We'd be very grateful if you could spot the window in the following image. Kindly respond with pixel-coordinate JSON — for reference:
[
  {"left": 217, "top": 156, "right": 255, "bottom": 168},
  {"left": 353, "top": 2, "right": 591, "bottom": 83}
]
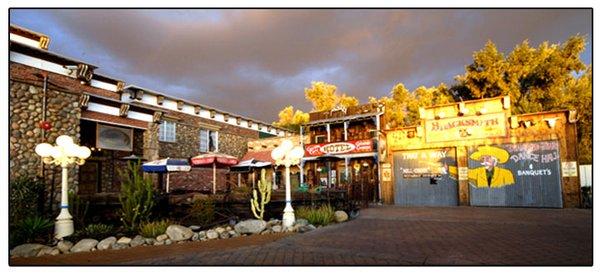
[
  {"left": 200, "top": 129, "right": 218, "bottom": 152},
  {"left": 158, "top": 121, "right": 176, "bottom": 142}
]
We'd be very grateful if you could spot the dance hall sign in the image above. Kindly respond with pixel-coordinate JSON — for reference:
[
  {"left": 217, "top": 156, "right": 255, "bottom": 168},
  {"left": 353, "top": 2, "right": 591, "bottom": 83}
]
[
  {"left": 305, "top": 139, "right": 374, "bottom": 157},
  {"left": 425, "top": 113, "right": 507, "bottom": 143}
]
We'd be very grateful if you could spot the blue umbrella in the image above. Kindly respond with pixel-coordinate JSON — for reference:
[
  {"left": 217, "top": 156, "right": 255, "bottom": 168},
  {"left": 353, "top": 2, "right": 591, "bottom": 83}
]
[{"left": 142, "top": 158, "right": 191, "bottom": 192}]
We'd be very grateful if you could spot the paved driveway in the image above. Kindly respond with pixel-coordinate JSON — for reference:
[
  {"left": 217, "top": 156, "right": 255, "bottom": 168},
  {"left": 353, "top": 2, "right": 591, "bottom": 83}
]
[{"left": 124, "top": 206, "right": 592, "bottom": 265}]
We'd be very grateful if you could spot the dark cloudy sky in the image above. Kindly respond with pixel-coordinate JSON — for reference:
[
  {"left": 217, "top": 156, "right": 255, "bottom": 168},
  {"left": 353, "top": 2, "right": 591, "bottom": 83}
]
[{"left": 10, "top": 9, "right": 591, "bottom": 122}]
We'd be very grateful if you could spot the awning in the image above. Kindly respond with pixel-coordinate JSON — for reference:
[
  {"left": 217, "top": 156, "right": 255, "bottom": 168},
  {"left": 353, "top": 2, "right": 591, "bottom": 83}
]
[{"left": 190, "top": 153, "right": 238, "bottom": 166}]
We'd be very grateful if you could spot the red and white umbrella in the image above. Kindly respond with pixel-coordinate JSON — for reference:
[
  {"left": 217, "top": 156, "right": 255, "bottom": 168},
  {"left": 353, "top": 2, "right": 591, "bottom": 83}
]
[{"left": 190, "top": 153, "right": 239, "bottom": 194}]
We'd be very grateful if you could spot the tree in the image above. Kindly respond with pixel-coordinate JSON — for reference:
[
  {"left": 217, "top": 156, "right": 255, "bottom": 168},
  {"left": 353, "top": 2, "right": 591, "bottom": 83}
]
[
  {"left": 453, "top": 35, "right": 590, "bottom": 163},
  {"left": 273, "top": 105, "right": 309, "bottom": 132},
  {"left": 304, "top": 81, "right": 359, "bottom": 111},
  {"left": 374, "top": 83, "right": 454, "bottom": 129}
]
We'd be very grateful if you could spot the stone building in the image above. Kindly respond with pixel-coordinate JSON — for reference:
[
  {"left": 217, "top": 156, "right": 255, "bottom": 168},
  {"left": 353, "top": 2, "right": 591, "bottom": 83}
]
[
  {"left": 9, "top": 25, "right": 294, "bottom": 206},
  {"left": 381, "top": 96, "right": 581, "bottom": 208}
]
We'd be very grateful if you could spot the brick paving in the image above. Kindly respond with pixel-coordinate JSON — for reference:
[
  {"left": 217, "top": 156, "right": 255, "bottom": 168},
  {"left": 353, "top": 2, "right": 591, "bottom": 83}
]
[{"left": 119, "top": 206, "right": 592, "bottom": 265}]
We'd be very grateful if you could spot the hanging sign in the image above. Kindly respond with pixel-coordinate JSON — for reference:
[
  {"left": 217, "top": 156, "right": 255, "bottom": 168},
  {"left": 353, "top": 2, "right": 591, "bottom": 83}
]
[
  {"left": 305, "top": 139, "right": 374, "bottom": 157},
  {"left": 561, "top": 161, "right": 578, "bottom": 177},
  {"left": 382, "top": 167, "right": 392, "bottom": 181},
  {"left": 425, "top": 113, "right": 507, "bottom": 143},
  {"left": 458, "top": 167, "right": 469, "bottom": 181}
]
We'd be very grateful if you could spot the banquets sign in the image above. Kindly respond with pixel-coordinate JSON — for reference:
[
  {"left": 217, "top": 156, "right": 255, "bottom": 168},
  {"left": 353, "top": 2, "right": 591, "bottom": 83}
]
[
  {"left": 304, "top": 139, "right": 374, "bottom": 157},
  {"left": 425, "top": 113, "right": 507, "bottom": 143}
]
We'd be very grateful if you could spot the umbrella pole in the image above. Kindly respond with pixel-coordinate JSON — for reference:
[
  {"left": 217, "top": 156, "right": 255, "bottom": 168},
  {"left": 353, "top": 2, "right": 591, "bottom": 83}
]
[
  {"left": 166, "top": 173, "right": 170, "bottom": 193},
  {"left": 213, "top": 162, "right": 216, "bottom": 194}
]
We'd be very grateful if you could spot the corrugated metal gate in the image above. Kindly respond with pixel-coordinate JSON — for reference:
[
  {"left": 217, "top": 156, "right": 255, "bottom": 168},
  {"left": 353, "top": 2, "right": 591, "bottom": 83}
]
[
  {"left": 393, "top": 148, "right": 458, "bottom": 206},
  {"left": 468, "top": 141, "right": 562, "bottom": 208}
]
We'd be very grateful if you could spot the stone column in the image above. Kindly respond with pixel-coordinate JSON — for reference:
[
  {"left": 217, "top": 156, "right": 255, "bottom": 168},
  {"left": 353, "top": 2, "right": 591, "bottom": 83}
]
[{"left": 143, "top": 122, "right": 160, "bottom": 186}]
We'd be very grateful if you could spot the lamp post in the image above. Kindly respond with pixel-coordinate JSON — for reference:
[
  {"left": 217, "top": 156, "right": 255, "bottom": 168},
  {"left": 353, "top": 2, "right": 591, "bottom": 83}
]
[
  {"left": 271, "top": 139, "right": 305, "bottom": 228},
  {"left": 35, "top": 135, "right": 91, "bottom": 239}
]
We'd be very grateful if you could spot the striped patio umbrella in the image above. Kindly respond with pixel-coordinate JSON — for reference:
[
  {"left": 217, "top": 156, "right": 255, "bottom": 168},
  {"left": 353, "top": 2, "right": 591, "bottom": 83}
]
[
  {"left": 190, "top": 153, "right": 239, "bottom": 194},
  {"left": 142, "top": 158, "right": 191, "bottom": 192}
]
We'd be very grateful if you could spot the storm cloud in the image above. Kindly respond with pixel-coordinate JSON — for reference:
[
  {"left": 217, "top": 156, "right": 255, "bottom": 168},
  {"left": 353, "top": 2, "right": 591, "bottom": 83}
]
[{"left": 10, "top": 9, "right": 591, "bottom": 122}]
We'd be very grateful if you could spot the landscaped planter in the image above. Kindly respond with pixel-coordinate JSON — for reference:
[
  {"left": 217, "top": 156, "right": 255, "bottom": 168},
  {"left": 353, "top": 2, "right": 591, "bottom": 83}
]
[{"left": 10, "top": 210, "right": 351, "bottom": 258}]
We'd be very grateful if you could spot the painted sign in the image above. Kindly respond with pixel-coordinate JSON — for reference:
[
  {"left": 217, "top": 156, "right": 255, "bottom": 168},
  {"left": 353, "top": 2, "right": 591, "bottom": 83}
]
[
  {"left": 424, "top": 113, "right": 507, "bottom": 143},
  {"left": 304, "top": 139, "right": 374, "bottom": 157},
  {"left": 458, "top": 167, "right": 469, "bottom": 181},
  {"left": 465, "top": 141, "right": 562, "bottom": 207},
  {"left": 96, "top": 123, "right": 133, "bottom": 151},
  {"left": 393, "top": 148, "right": 458, "bottom": 206},
  {"left": 561, "top": 161, "right": 578, "bottom": 177},
  {"left": 382, "top": 163, "right": 392, "bottom": 181}
]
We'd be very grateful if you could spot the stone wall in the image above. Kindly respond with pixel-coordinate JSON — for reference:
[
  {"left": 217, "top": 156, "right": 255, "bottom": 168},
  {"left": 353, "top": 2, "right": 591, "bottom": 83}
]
[{"left": 9, "top": 80, "right": 81, "bottom": 200}]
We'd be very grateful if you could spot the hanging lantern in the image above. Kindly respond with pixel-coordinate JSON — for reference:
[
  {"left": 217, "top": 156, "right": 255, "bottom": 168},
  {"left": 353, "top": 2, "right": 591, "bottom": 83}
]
[{"left": 39, "top": 120, "right": 52, "bottom": 131}]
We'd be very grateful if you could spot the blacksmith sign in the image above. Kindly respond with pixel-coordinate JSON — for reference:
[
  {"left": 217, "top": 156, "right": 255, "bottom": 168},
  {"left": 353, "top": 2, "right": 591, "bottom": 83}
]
[
  {"left": 466, "top": 140, "right": 562, "bottom": 207},
  {"left": 424, "top": 112, "right": 507, "bottom": 143},
  {"left": 304, "top": 139, "right": 374, "bottom": 157}
]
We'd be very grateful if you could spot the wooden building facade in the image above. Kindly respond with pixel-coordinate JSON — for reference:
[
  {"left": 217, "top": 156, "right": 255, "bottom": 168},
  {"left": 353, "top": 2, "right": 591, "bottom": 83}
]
[{"left": 380, "top": 96, "right": 581, "bottom": 208}]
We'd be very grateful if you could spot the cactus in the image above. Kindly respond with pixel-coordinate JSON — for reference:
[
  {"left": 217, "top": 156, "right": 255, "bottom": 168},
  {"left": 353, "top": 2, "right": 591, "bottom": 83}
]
[{"left": 250, "top": 169, "right": 272, "bottom": 220}]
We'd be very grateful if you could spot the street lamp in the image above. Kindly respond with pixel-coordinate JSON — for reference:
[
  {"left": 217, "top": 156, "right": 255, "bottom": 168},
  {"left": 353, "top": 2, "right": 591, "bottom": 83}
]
[
  {"left": 35, "top": 135, "right": 91, "bottom": 239},
  {"left": 271, "top": 139, "right": 304, "bottom": 228}
]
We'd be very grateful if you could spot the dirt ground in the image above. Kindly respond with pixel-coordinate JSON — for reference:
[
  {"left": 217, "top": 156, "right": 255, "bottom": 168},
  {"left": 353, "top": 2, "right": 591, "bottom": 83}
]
[{"left": 10, "top": 232, "right": 294, "bottom": 266}]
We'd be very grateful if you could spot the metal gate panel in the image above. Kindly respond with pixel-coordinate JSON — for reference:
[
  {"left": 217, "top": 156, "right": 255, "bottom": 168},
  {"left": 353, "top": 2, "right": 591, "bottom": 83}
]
[
  {"left": 393, "top": 148, "right": 458, "bottom": 206},
  {"left": 468, "top": 141, "right": 562, "bottom": 208}
]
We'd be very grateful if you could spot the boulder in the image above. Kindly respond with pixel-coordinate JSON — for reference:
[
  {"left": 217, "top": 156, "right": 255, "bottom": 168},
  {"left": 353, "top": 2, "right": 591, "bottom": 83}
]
[
  {"left": 130, "top": 235, "right": 145, "bottom": 247},
  {"left": 298, "top": 224, "right": 317, "bottom": 233},
  {"left": 234, "top": 219, "right": 267, "bottom": 234},
  {"left": 215, "top": 227, "right": 226, "bottom": 234},
  {"left": 334, "top": 210, "right": 349, "bottom": 222},
  {"left": 145, "top": 238, "right": 156, "bottom": 245},
  {"left": 156, "top": 234, "right": 169, "bottom": 242},
  {"left": 70, "top": 239, "right": 99, "bottom": 253},
  {"left": 267, "top": 219, "right": 281, "bottom": 228},
  {"left": 189, "top": 225, "right": 202, "bottom": 231},
  {"left": 154, "top": 240, "right": 165, "bottom": 246},
  {"left": 11, "top": 244, "right": 50, "bottom": 258},
  {"left": 294, "top": 219, "right": 309, "bottom": 227},
  {"left": 97, "top": 237, "right": 117, "bottom": 250},
  {"left": 225, "top": 226, "right": 233, "bottom": 231},
  {"left": 260, "top": 229, "right": 272, "bottom": 235},
  {"left": 272, "top": 225, "right": 282, "bottom": 233},
  {"left": 197, "top": 231, "right": 207, "bottom": 240},
  {"left": 191, "top": 233, "right": 199, "bottom": 241},
  {"left": 111, "top": 243, "right": 129, "bottom": 250},
  {"left": 219, "top": 232, "right": 230, "bottom": 239},
  {"left": 166, "top": 225, "right": 194, "bottom": 241},
  {"left": 229, "top": 230, "right": 239, "bottom": 238},
  {"left": 117, "top": 237, "right": 132, "bottom": 245},
  {"left": 206, "top": 229, "right": 219, "bottom": 240},
  {"left": 165, "top": 239, "right": 173, "bottom": 245},
  {"left": 37, "top": 247, "right": 60, "bottom": 257},
  {"left": 56, "top": 240, "right": 73, "bottom": 254}
]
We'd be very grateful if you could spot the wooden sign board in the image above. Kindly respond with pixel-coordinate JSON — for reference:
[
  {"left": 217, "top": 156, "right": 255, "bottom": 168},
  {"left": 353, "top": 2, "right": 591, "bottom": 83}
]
[
  {"left": 561, "top": 161, "right": 578, "bottom": 177},
  {"left": 425, "top": 113, "right": 507, "bottom": 143}
]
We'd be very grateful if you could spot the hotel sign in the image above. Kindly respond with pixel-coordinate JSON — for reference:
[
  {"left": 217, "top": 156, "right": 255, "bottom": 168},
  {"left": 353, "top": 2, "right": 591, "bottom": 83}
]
[
  {"left": 425, "top": 113, "right": 507, "bottom": 143},
  {"left": 305, "top": 139, "right": 374, "bottom": 157}
]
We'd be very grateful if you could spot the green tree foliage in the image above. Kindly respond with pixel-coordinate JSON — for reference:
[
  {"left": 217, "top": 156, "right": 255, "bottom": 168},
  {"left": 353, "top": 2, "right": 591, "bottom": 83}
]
[
  {"left": 273, "top": 105, "right": 309, "bottom": 132},
  {"left": 453, "top": 35, "right": 590, "bottom": 163},
  {"left": 118, "top": 161, "right": 155, "bottom": 232},
  {"left": 373, "top": 83, "right": 454, "bottom": 128}
]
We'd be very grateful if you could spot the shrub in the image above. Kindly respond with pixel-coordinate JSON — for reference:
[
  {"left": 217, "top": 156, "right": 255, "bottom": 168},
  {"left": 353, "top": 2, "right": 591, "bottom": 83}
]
[
  {"left": 118, "top": 161, "right": 155, "bottom": 232},
  {"left": 295, "top": 204, "right": 335, "bottom": 226},
  {"left": 11, "top": 216, "right": 54, "bottom": 246},
  {"left": 10, "top": 176, "right": 46, "bottom": 224},
  {"left": 77, "top": 223, "right": 114, "bottom": 240},
  {"left": 187, "top": 197, "right": 215, "bottom": 226},
  {"left": 139, "top": 219, "right": 171, "bottom": 238},
  {"left": 69, "top": 191, "right": 89, "bottom": 228}
]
